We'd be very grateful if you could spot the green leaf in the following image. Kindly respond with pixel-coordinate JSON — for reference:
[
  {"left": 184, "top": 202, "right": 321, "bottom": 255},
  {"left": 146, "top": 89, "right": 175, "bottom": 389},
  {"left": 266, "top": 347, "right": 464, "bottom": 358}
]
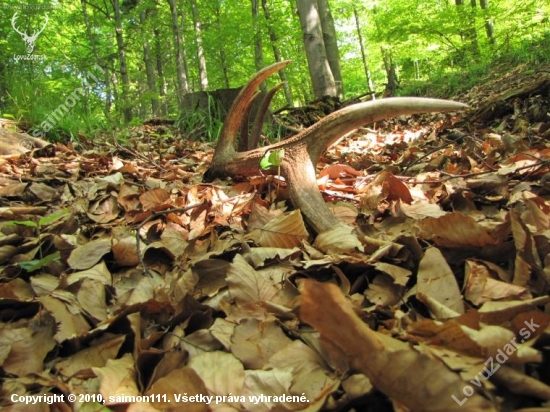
[
  {"left": 39, "top": 209, "right": 70, "bottom": 227},
  {"left": 19, "top": 251, "right": 61, "bottom": 272},
  {"left": 259, "top": 149, "right": 285, "bottom": 170},
  {"left": 8, "top": 220, "right": 38, "bottom": 228}
]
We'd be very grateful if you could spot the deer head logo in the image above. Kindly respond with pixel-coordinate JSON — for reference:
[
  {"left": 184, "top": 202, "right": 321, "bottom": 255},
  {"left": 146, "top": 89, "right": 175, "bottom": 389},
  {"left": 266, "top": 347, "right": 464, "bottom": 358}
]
[{"left": 11, "top": 12, "right": 49, "bottom": 54}]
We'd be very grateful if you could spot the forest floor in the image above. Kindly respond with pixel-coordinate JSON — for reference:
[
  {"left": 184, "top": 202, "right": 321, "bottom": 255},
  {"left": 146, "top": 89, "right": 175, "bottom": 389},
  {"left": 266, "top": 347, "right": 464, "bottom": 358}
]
[{"left": 1, "top": 63, "right": 550, "bottom": 411}]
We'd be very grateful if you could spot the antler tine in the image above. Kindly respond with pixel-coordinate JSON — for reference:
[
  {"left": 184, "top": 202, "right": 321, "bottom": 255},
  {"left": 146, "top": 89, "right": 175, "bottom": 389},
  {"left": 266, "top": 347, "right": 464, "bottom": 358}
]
[
  {"left": 237, "top": 90, "right": 261, "bottom": 152},
  {"left": 204, "top": 61, "right": 291, "bottom": 182},
  {"left": 219, "top": 60, "right": 291, "bottom": 146},
  {"left": 249, "top": 82, "right": 284, "bottom": 150}
]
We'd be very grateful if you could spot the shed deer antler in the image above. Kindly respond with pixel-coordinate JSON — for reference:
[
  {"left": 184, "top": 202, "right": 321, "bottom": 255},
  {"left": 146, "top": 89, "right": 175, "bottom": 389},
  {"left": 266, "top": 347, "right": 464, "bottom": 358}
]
[
  {"left": 204, "top": 61, "right": 468, "bottom": 233},
  {"left": 12, "top": 12, "right": 49, "bottom": 54}
]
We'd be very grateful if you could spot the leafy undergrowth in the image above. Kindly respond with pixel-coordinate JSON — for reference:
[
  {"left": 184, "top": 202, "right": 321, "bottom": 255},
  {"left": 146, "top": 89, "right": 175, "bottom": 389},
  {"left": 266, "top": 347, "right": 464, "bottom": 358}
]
[{"left": 1, "top": 65, "right": 550, "bottom": 411}]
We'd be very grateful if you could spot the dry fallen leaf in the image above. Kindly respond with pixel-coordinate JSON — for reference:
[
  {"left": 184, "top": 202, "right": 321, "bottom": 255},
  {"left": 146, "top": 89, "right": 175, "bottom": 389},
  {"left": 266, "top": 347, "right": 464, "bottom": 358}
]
[
  {"left": 417, "top": 247, "right": 464, "bottom": 316},
  {"left": 417, "top": 212, "right": 497, "bottom": 248}
]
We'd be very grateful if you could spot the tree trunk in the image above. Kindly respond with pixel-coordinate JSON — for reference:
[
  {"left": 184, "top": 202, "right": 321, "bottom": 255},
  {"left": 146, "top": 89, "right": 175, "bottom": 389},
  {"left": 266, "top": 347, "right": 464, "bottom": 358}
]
[
  {"left": 204, "top": 62, "right": 468, "bottom": 234},
  {"left": 190, "top": 0, "right": 208, "bottom": 91},
  {"left": 480, "top": 0, "right": 495, "bottom": 44},
  {"left": 251, "top": 0, "right": 267, "bottom": 95},
  {"left": 112, "top": 0, "right": 132, "bottom": 123},
  {"left": 167, "top": 0, "right": 189, "bottom": 111},
  {"left": 296, "top": 0, "right": 337, "bottom": 99},
  {"left": 81, "top": 0, "right": 113, "bottom": 119},
  {"left": 154, "top": 28, "right": 168, "bottom": 116},
  {"left": 381, "top": 47, "right": 399, "bottom": 97},
  {"left": 455, "top": 0, "right": 480, "bottom": 59},
  {"left": 353, "top": 5, "right": 375, "bottom": 100},
  {"left": 261, "top": 0, "right": 293, "bottom": 106},
  {"left": 317, "top": 0, "right": 343, "bottom": 98},
  {"left": 140, "top": 9, "right": 159, "bottom": 116},
  {"left": 214, "top": 3, "right": 230, "bottom": 89}
]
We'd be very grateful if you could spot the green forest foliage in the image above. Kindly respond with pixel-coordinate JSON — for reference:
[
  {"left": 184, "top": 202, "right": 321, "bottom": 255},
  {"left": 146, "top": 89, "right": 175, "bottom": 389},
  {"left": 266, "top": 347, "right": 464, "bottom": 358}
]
[{"left": 0, "top": 0, "right": 548, "bottom": 141}]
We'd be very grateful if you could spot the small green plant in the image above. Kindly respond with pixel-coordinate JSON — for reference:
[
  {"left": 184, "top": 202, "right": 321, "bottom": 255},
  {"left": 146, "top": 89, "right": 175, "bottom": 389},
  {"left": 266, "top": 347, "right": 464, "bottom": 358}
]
[
  {"left": 6, "top": 209, "right": 70, "bottom": 273},
  {"left": 259, "top": 148, "right": 285, "bottom": 170}
]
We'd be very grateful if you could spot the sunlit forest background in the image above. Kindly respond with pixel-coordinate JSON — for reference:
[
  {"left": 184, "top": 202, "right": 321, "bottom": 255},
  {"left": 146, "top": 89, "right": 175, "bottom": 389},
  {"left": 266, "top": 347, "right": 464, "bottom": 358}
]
[{"left": 0, "top": 0, "right": 548, "bottom": 141}]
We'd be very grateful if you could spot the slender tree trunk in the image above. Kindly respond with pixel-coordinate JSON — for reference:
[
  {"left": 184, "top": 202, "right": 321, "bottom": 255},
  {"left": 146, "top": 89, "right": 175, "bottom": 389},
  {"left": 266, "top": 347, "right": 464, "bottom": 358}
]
[
  {"left": 455, "top": 0, "right": 480, "bottom": 59},
  {"left": 296, "top": 0, "right": 337, "bottom": 99},
  {"left": 154, "top": 28, "right": 168, "bottom": 116},
  {"left": 251, "top": 0, "right": 267, "bottom": 94},
  {"left": 353, "top": 5, "right": 375, "bottom": 100},
  {"left": 81, "top": 0, "right": 112, "bottom": 119},
  {"left": 480, "top": 0, "right": 495, "bottom": 44},
  {"left": 214, "top": 3, "right": 230, "bottom": 88},
  {"left": 112, "top": 0, "right": 132, "bottom": 123},
  {"left": 140, "top": 10, "right": 159, "bottom": 116},
  {"left": 190, "top": 0, "right": 208, "bottom": 91},
  {"left": 261, "top": 0, "right": 293, "bottom": 106},
  {"left": 317, "top": 0, "right": 343, "bottom": 98},
  {"left": 168, "top": 0, "right": 189, "bottom": 110},
  {"left": 381, "top": 46, "right": 399, "bottom": 97},
  {"left": 178, "top": 0, "right": 191, "bottom": 91}
]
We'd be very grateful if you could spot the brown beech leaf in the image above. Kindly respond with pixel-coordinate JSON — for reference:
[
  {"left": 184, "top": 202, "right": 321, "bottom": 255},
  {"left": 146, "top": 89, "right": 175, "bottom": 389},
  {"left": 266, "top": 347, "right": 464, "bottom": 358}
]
[
  {"left": 407, "top": 320, "right": 542, "bottom": 363},
  {"left": 254, "top": 209, "right": 309, "bottom": 248},
  {"left": 417, "top": 212, "right": 497, "bottom": 247},
  {"left": 318, "top": 164, "right": 361, "bottom": 179},
  {"left": 478, "top": 296, "right": 550, "bottom": 324},
  {"left": 360, "top": 171, "right": 413, "bottom": 206},
  {"left": 188, "top": 351, "right": 245, "bottom": 406},
  {"left": 313, "top": 223, "right": 363, "bottom": 254},
  {"left": 39, "top": 295, "right": 91, "bottom": 341},
  {"left": 87, "top": 195, "right": 121, "bottom": 223},
  {"left": 94, "top": 354, "right": 140, "bottom": 405},
  {"left": 463, "top": 259, "right": 529, "bottom": 305},
  {"left": 193, "top": 259, "right": 230, "bottom": 297},
  {"left": 55, "top": 335, "right": 126, "bottom": 377},
  {"left": 139, "top": 187, "right": 171, "bottom": 211},
  {"left": 146, "top": 367, "right": 209, "bottom": 411},
  {"left": 417, "top": 247, "right": 464, "bottom": 316},
  {"left": 75, "top": 278, "right": 108, "bottom": 321},
  {"left": 265, "top": 339, "right": 339, "bottom": 409},
  {"left": 66, "top": 261, "right": 112, "bottom": 286},
  {"left": 398, "top": 199, "right": 447, "bottom": 219},
  {"left": 67, "top": 238, "right": 112, "bottom": 270},
  {"left": 242, "top": 246, "right": 301, "bottom": 268},
  {"left": 112, "top": 235, "right": 140, "bottom": 267},
  {"left": 240, "top": 369, "right": 293, "bottom": 412},
  {"left": 231, "top": 319, "right": 292, "bottom": 369},
  {"left": 0, "top": 312, "right": 56, "bottom": 376},
  {"left": 227, "top": 254, "right": 278, "bottom": 305}
]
